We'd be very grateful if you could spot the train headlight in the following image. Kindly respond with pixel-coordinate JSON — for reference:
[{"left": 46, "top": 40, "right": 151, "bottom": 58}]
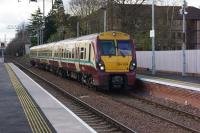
[
  {"left": 97, "top": 61, "right": 105, "bottom": 71},
  {"left": 100, "top": 66, "right": 105, "bottom": 71},
  {"left": 129, "top": 61, "right": 137, "bottom": 71},
  {"left": 112, "top": 32, "right": 116, "bottom": 36}
]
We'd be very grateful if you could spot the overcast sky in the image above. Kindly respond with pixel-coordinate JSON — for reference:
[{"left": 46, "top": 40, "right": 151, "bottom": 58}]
[{"left": 0, "top": 0, "right": 200, "bottom": 43}]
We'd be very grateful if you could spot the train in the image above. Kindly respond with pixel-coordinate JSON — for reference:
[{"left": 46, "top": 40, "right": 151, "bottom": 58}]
[{"left": 30, "top": 31, "right": 137, "bottom": 90}]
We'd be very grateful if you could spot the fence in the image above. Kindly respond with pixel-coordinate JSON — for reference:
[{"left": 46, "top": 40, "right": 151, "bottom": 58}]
[{"left": 136, "top": 50, "right": 200, "bottom": 74}]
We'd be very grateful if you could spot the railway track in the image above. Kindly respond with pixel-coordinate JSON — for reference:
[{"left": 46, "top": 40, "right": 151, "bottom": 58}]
[
  {"left": 12, "top": 61, "right": 137, "bottom": 133},
  {"left": 130, "top": 93, "right": 200, "bottom": 122},
  {"left": 111, "top": 93, "right": 200, "bottom": 133},
  {"left": 12, "top": 59, "right": 200, "bottom": 133}
]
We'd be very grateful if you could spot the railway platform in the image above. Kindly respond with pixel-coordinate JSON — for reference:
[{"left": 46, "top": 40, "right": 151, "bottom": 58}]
[
  {"left": 137, "top": 72, "right": 200, "bottom": 91},
  {"left": 0, "top": 62, "right": 96, "bottom": 133}
]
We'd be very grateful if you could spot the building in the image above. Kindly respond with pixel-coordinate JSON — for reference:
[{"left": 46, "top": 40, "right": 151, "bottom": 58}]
[{"left": 81, "top": 4, "right": 200, "bottom": 50}]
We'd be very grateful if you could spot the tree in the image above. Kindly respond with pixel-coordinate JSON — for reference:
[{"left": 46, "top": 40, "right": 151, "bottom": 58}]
[
  {"left": 45, "top": 0, "right": 67, "bottom": 42},
  {"left": 6, "top": 23, "right": 29, "bottom": 56},
  {"left": 154, "top": 0, "right": 182, "bottom": 50},
  {"left": 43, "top": 11, "right": 57, "bottom": 42},
  {"left": 69, "top": 0, "right": 106, "bottom": 17},
  {"left": 27, "top": 8, "right": 43, "bottom": 46}
]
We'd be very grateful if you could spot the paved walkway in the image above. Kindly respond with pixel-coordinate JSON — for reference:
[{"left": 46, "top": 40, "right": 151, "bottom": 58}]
[{"left": 0, "top": 63, "right": 32, "bottom": 133}]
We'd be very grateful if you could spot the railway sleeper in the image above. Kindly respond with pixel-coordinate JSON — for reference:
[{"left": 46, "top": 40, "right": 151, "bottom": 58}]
[
  {"left": 80, "top": 116, "right": 102, "bottom": 120},
  {"left": 93, "top": 125, "right": 117, "bottom": 130},
  {"left": 78, "top": 115, "right": 99, "bottom": 119},
  {"left": 82, "top": 117, "right": 105, "bottom": 122},
  {"left": 87, "top": 121, "right": 109, "bottom": 126},
  {"left": 84, "top": 119, "right": 105, "bottom": 124},
  {"left": 75, "top": 112, "right": 94, "bottom": 116},
  {"left": 98, "top": 128, "right": 122, "bottom": 133}
]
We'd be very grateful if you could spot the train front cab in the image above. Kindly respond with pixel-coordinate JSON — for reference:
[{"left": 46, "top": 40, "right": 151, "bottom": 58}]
[{"left": 94, "top": 31, "right": 137, "bottom": 89}]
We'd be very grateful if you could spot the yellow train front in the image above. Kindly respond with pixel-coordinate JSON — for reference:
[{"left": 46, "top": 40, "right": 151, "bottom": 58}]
[{"left": 94, "top": 31, "right": 137, "bottom": 89}]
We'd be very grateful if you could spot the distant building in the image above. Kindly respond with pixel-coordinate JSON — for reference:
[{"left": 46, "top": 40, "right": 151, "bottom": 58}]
[{"left": 81, "top": 4, "right": 200, "bottom": 50}]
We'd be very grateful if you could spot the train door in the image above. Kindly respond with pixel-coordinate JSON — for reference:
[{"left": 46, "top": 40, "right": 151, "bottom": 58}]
[
  {"left": 75, "top": 43, "right": 80, "bottom": 72},
  {"left": 79, "top": 42, "right": 87, "bottom": 71}
]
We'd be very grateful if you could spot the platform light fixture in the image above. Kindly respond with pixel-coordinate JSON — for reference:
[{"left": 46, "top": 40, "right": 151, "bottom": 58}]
[{"left": 180, "top": 0, "right": 188, "bottom": 76}]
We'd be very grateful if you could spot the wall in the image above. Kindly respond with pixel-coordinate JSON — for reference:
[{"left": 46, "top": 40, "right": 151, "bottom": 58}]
[{"left": 136, "top": 50, "right": 200, "bottom": 74}]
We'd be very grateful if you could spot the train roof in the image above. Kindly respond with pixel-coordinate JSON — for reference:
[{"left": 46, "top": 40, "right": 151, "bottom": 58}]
[{"left": 30, "top": 31, "right": 130, "bottom": 50}]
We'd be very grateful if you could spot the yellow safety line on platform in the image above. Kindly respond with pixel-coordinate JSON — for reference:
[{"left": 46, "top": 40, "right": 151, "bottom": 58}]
[
  {"left": 138, "top": 74, "right": 200, "bottom": 88},
  {"left": 5, "top": 64, "right": 52, "bottom": 133}
]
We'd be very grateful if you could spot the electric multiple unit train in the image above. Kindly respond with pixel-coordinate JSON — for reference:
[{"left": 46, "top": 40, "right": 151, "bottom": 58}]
[{"left": 30, "top": 31, "right": 137, "bottom": 89}]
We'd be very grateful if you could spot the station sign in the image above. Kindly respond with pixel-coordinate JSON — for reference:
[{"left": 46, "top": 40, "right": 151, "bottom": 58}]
[{"left": 150, "top": 30, "right": 155, "bottom": 38}]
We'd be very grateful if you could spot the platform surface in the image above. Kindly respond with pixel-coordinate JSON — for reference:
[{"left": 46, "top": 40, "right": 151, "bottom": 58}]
[
  {"left": 137, "top": 70, "right": 200, "bottom": 84},
  {"left": 9, "top": 63, "right": 96, "bottom": 133},
  {"left": 0, "top": 63, "right": 32, "bottom": 133},
  {"left": 137, "top": 73, "right": 200, "bottom": 92}
]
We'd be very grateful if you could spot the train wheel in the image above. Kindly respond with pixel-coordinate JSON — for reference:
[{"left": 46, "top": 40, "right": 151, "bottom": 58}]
[
  {"left": 87, "top": 76, "right": 94, "bottom": 88},
  {"left": 77, "top": 73, "right": 82, "bottom": 82},
  {"left": 81, "top": 74, "right": 87, "bottom": 85}
]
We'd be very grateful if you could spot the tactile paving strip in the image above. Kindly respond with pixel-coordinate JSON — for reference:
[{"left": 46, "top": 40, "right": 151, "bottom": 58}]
[{"left": 5, "top": 63, "right": 52, "bottom": 133}]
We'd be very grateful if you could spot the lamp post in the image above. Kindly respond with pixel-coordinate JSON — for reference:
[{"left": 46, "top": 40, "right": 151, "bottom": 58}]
[
  {"left": 151, "top": 0, "right": 156, "bottom": 75},
  {"left": 41, "top": 0, "right": 45, "bottom": 44},
  {"left": 181, "top": 0, "right": 187, "bottom": 76},
  {"left": 103, "top": 8, "right": 107, "bottom": 32},
  {"left": 100, "top": 7, "right": 107, "bottom": 32}
]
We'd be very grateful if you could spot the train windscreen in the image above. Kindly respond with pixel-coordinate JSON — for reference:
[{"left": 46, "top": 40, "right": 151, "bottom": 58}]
[
  {"left": 99, "top": 40, "right": 116, "bottom": 56},
  {"left": 117, "top": 40, "right": 132, "bottom": 56}
]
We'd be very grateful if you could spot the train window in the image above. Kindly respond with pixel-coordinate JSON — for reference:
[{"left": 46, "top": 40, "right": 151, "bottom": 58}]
[
  {"left": 77, "top": 47, "right": 80, "bottom": 59},
  {"left": 72, "top": 48, "right": 75, "bottom": 59},
  {"left": 84, "top": 48, "right": 86, "bottom": 59},
  {"left": 66, "top": 50, "right": 68, "bottom": 58},
  {"left": 99, "top": 40, "right": 116, "bottom": 56},
  {"left": 69, "top": 51, "right": 71, "bottom": 58},
  {"left": 62, "top": 49, "right": 64, "bottom": 58},
  {"left": 117, "top": 40, "right": 132, "bottom": 56},
  {"left": 64, "top": 49, "right": 67, "bottom": 58},
  {"left": 59, "top": 49, "right": 62, "bottom": 57},
  {"left": 80, "top": 47, "right": 84, "bottom": 59}
]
